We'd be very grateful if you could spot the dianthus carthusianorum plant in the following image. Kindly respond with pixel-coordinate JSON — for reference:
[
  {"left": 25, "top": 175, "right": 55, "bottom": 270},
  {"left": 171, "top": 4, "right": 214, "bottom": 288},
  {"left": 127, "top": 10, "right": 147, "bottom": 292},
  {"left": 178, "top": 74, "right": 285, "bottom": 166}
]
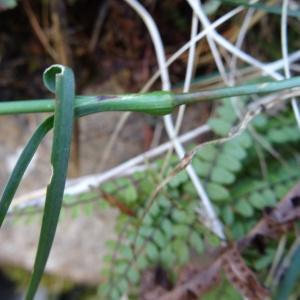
[{"left": 1, "top": 63, "right": 300, "bottom": 299}]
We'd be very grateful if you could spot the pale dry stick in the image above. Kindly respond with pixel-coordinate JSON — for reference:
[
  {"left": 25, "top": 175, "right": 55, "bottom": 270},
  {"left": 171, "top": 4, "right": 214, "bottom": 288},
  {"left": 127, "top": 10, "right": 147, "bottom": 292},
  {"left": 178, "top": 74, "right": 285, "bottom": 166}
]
[
  {"left": 192, "top": 50, "right": 300, "bottom": 90},
  {"left": 268, "top": 50, "right": 300, "bottom": 73},
  {"left": 190, "top": 5, "right": 289, "bottom": 81},
  {"left": 229, "top": 8, "right": 255, "bottom": 83},
  {"left": 253, "top": 141, "right": 268, "bottom": 180},
  {"left": 149, "top": 121, "right": 163, "bottom": 149},
  {"left": 22, "top": 0, "right": 58, "bottom": 61},
  {"left": 291, "top": 64, "right": 300, "bottom": 72},
  {"left": 124, "top": 0, "right": 225, "bottom": 239},
  {"left": 186, "top": 0, "right": 229, "bottom": 84},
  {"left": 281, "top": 0, "right": 300, "bottom": 129},
  {"left": 11, "top": 124, "right": 210, "bottom": 210},
  {"left": 142, "top": 6, "right": 243, "bottom": 93},
  {"left": 175, "top": 5, "right": 199, "bottom": 133},
  {"left": 160, "top": 4, "right": 200, "bottom": 175},
  {"left": 89, "top": 0, "right": 110, "bottom": 53}
]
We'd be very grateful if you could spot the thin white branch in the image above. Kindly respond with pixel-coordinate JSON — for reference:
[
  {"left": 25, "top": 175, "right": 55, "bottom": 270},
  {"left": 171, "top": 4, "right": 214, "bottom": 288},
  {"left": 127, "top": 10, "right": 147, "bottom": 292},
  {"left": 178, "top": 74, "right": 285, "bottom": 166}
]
[
  {"left": 229, "top": 8, "right": 255, "bottom": 84},
  {"left": 188, "top": 1, "right": 293, "bottom": 81},
  {"left": 141, "top": 6, "right": 243, "bottom": 92},
  {"left": 12, "top": 124, "right": 210, "bottom": 209},
  {"left": 281, "top": 0, "right": 300, "bottom": 129},
  {"left": 175, "top": 6, "right": 199, "bottom": 133},
  {"left": 124, "top": 0, "right": 225, "bottom": 239},
  {"left": 186, "top": 0, "right": 229, "bottom": 84}
]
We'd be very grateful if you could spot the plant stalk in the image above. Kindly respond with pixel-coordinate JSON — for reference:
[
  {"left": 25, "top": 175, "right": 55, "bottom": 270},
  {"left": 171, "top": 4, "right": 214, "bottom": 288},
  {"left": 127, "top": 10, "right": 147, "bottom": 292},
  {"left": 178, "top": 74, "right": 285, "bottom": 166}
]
[{"left": 0, "top": 77, "right": 299, "bottom": 116}]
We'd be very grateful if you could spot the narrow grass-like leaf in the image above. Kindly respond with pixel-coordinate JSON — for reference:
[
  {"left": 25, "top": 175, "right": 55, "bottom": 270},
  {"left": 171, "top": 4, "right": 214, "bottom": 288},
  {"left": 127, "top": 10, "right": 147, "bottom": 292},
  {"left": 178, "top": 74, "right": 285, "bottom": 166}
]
[
  {"left": 275, "top": 244, "right": 300, "bottom": 300},
  {"left": 25, "top": 65, "right": 75, "bottom": 300},
  {"left": 0, "top": 116, "right": 53, "bottom": 227}
]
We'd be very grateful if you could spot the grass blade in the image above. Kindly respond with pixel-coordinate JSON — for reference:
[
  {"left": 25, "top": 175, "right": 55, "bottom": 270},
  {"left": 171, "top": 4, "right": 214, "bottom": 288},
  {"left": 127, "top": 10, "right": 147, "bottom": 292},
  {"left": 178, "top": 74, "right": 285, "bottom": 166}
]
[
  {"left": 0, "top": 116, "right": 53, "bottom": 227},
  {"left": 25, "top": 65, "right": 75, "bottom": 300},
  {"left": 275, "top": 243, "right": 300, "bottom": 300}
]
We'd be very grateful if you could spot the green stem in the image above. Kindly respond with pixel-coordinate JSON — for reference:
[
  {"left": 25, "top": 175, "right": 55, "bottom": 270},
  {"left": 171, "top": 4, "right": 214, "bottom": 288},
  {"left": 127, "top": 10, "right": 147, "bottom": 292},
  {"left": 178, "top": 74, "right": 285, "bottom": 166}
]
[
  {"left": 0, "top": 76, "right": 299, "bottom": 116},
  {"left": 174, "top": 75, "right": 300, "bottom": 105}
]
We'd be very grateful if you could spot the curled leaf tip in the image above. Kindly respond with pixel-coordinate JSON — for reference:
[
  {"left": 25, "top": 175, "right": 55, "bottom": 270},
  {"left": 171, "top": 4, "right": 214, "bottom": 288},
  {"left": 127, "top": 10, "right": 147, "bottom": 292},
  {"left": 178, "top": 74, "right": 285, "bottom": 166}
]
[{"left": 43, "top": 64, "right": 68, "bottom": 94}]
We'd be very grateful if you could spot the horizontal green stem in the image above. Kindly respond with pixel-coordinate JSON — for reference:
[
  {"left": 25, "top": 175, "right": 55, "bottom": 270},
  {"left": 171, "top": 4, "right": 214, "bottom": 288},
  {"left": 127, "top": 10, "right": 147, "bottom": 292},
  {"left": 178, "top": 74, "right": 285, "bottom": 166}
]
[
  {"left": 174, "top": 76, "right": 300, "bottom": 105},
  {"left": 0, "top": 76, "right": 300, "bottom": 116}
]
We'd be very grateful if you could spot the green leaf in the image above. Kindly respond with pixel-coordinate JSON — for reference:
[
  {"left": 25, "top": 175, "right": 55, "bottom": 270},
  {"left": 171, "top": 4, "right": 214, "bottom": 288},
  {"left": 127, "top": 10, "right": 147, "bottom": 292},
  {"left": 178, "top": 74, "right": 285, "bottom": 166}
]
[
  {"left": 223, "top": 205, "right": 234, "bottom": 225},
  {"left": 268, "top": 129, "right": 287, "bottom": 143},
  {"left": 262, "top": 189, "right": 276, "bottom": 206},
  {"left": 173, "top": 224, "right": 190, "bottom": 237},
  {"left": 146, "top": 242, "right": 159, "bottom": 261},
  {"left": 160, "top": 245, "right": 175, "bottom": 267},
  {"left": 127, "top": 269, "right": 140, "bottom": 284},
  {"left": 143, "top": 214, "right": 153, "bottom": 226},
  {"left": 140, "top": 226, "right": 152, "bottom": 238},
  {"left": 216, "top": 103, "right": 237, "bottom": 123},
  {"left": 162, "top": 219, "right": 173, "bottom": 238},
  {"left": 209, "top": 118, "right": 231, "bottom": 136},
  {"left": 231, "top": 222, "right": 246, "bottom": 239},
  {"left": 235, "top": 199, "right": 254, "bottom": 217},
  {"left": 25, "top": 65, "right": 75, "bottom": 300},
  {"left": 254, "top": 249, "right": 274, "bottom": 270},
  {"left": 169, "top": 171, "right": 189, "bottom": 187},
  {"left": 111, "top": 289, "right": 121, "bottom": 300},
  {"left": 172, "top": 239, "right": 189, "bottom": 264},
  {"left": 206, "top": 233, "right": 221, "bottom": 247},
  {"left": 115, "top": 262, "right": 128, "bottom": 274},
  {"left": 118, "top": 181, "right": 137, "bottom": 203},
  {"left": 207, "top": 183, "right": 230, "bottom": 201},
  {"left": 252, "top": 114, "right": 268, "bottom": 128},
  {"left": 102, "top": 182, "right": 117, "bottom": 193},
  {"left": 149, "top": 201, "right": 160, "bottom": 217},
  {"left": 192, "top": 158, "right": 212, "bottom": 176},
  {"left": 172, "top": 209, "right": 188, "bottom": 223},
  {"left": 158, "top": 195, "right": 171, "bottom": 208},
  {"left": 190, "top": 231, "right": 204, "bottom": 254},
  {"left": 136, "top": 255, "right": 148, "bottom": 269},
  {"left": 249, "top": 192, "right": 266, "bottom": 209},
  {"left": 274, "top": 184, "right": 288, "bottom": 198},
  {"left": 211, "top": 167, "right": 235, "bottom": 184},
  {"left": 183, "top": 182, "right": 197, "bottom": 196},
  {"left": 281, "top": 126, "right": 299, "bottom": 142},
  {"left": 223, "top": 141, "right": 247, "bottom": 160},
  {"left": 197, "top": 144, "right": 218, "bottom": 162},
  {"left": 153, "top": 230, "right": 166, "bottom": 248},
  {"left": 235, "top": 132, "right": 252, "bottom": 148},
  {"left": 217, "top": 153, "right": 242, "bottom": 172},
  {"left": 121, "top": 245, "right": 134, "bottom": 260},
  {"left": 117, "top": 279, "right": 128, "bottom": 294},
  {"left": 0, "top": 117, "right": 53, "bottom": 227}
]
